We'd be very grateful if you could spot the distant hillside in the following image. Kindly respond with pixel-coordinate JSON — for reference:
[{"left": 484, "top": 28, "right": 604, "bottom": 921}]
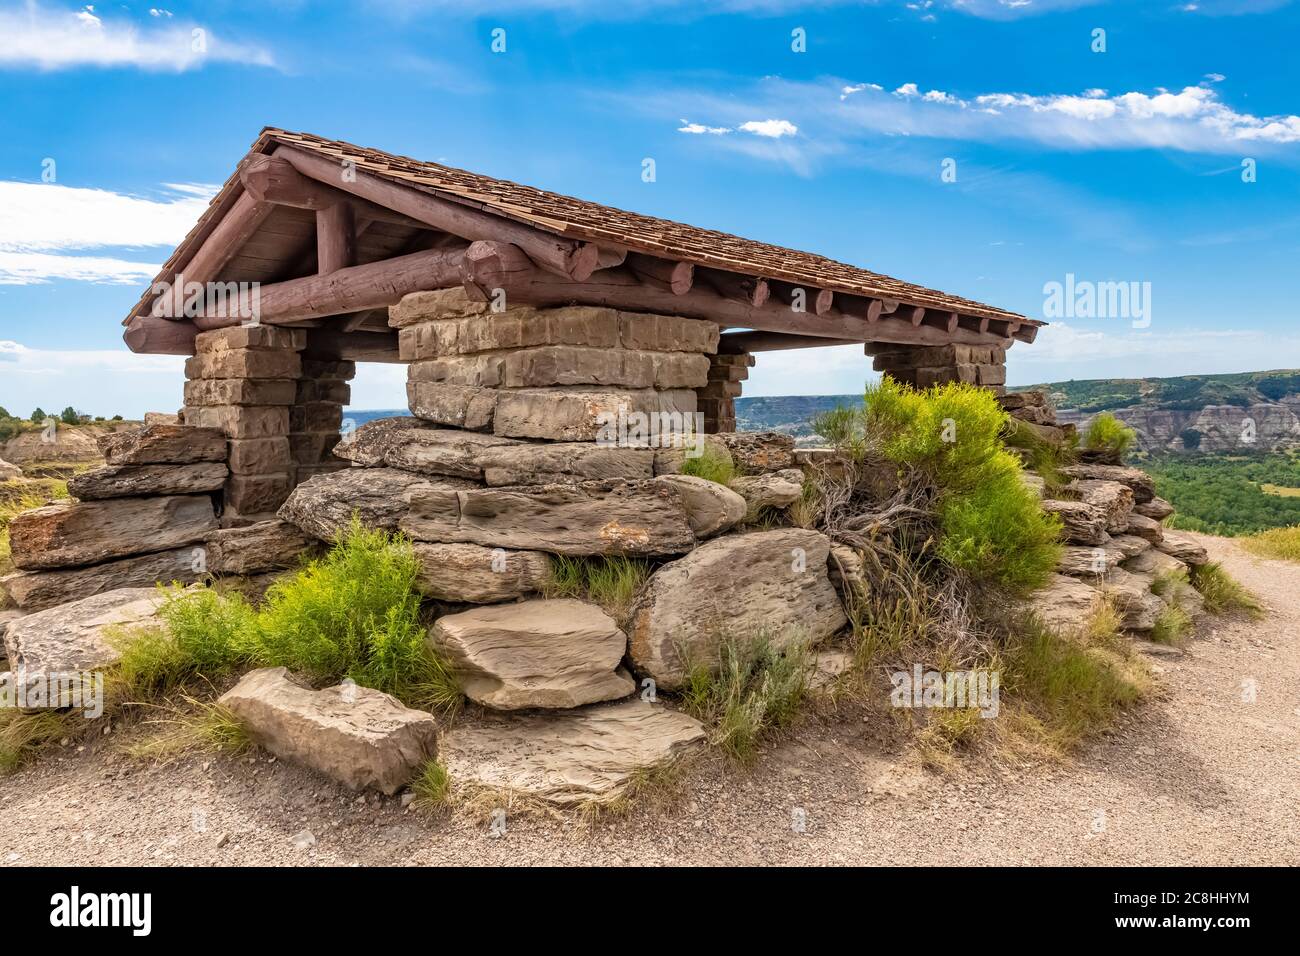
[
  {"left": 734, "top": 395, "right": 858, "bottom": 443},
  {"left": 1024, "top": 369, "right": 1300, "bottom": 455},
  {"left": 1024, "top": 369, "right": 1300, "bottom": 413}
]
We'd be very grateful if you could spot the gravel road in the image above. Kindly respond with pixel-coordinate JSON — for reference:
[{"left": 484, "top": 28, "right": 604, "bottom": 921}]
[{"left": 2, "top": 532, "right": 1296, "bottom": 866}]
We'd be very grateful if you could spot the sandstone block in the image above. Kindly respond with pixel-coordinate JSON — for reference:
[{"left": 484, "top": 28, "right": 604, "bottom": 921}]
[
  {"left": 278, "top": 468, "right": 473, "bottom": 541},
  {"left": 477, "top": 443, "right": 655, "bottom": 486},
  {"left": 1068, "top": 479, "right": 1135, "bottom": 533},
  {"left": 618, "top": 312, "right": 719, "bottom": 353},
  {"left": 67, "top": 462, "right": 227, "bottom": 500},
  {"left": 184, "top": 405, "right": 289, "bottom": 439},
  {"left": 8, "top": 496, "right": 217, "bottom": 571},
  {"left": 224, "top": 473, "right": 292, "bottom": 514},
  {"left": 429, "top": 598, "right": 633, "bottom": 710},
  {"left": 185, "top": 349, "right": 302, "bottom": 380},
  {"left": 219, "top": 667, "right": 437, "bottom": 795},
  {"left": 295, "top": 379, "right": 351, "bottom": 404},
  {"left": 1126, "top": 513, "right": 1165, "bottom": 545},
  {"left": 204, "top": 520, "right": 313, "bottom": 575},
  {"left": 1, "top": 548, "right": 204, "bottom": 612},
  {"left": 1134, "top": 496, "right": 1175, "bottom": 521},
  {"left": 289, "top": 402, "right": 343, "bottom": 434},
  {"left": 1156, "top": 530, "right": 1208, "bottom": 566},
  {"left": 712, "top": 432, "right": 796, "bottom": 473},
  {"left": 1021, "top": 573, "right": 1103, "bottom": 635},
  {"left": 195, "top": 326, "right": 306, "bottom": 352},
  {"left": 227, "top": 438, "right": 293, "bottom": 475},
  {"left": 389, "top": 287, "right": 493, "bottom": 328},
  {"left": 332, "top": 417, "right": 424, "bottom": 466},
  {"left": 402, "top": 479, "right": 699, "bottom": 557},
  {"left": 98, "top": 424, "right": 226, "bottom": 465},
  {"left": 654, "top": 475, "right": 747, "bottom": 538},
  {"left": 411, "top": 542, "right": 552, "bottom": 604},
  {"left": 406, "top": 382, "right": 496, "bottom": 430},
  {"left": 628, "top": 528, "right": 847, "bottom": 690},
  {"left": 492, "top": 387, "right": 697, "bottom": 441},
  {"left": 1041, "top": 499, "right": 1108, "bottom": 546},
  {"left": 183, "top": 378, "right": 298, "bottom": 407},
  {"left": 439, "top": 699, "right": 704, "bottom": 806},
  {"left": 407, "top": 354, "right": 505, "bottom": 388},
  {"left": 401, "top": 306, "right": 618, "bottom": 358},
  {"left": 729, "top": 468, "right": 805, "bottom": 515},
  {"left": 1059, "top": 464, "right": 1156, "bottom": 503},
  {"left": 300, "top": 359, "right": 356, "bottom": 381}
]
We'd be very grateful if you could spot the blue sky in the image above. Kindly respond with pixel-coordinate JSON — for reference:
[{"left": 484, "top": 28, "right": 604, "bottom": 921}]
[{"left": 2, "top": 0, "right": 1299, "bottom": 417}]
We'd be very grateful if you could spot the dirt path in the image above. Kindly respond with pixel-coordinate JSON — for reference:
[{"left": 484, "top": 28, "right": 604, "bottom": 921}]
[{"left": 3, "top": 532, "right": 1296, "bottom": 866}]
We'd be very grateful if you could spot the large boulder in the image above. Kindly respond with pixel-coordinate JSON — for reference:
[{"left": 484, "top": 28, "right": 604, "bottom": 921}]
[
  {"left": 1056, "top": 543, "right": 1125, "bottom": 577},
  {"left": 204, "top": 520, "right": 313, "bottom": 575},
  {"left": 438, "top": 699, "right": 705, "bottom": 805},
  {"left": 728, "top": 469, "right": 804, "bottom": 515},
  {"left": 1157, "top": 530, "right": 1209, "bottom": 566},
  {"left": 1022, "top": 573, "right": 1103, "bottom": 635},
  {"left": 0, "top": 458, "right": 21, "bottom": 480},
  {"left": 1126, "top": 513, "right": 1165, "bottom": 545},
  {"left": 8, "top": 495, "right": 217, "bottom": 570},
  {"left": 1101, "top": 568, "right": 1166, "bottom": 632},
  {"left": 1059, "top": 463, "right": 1156, "bottom": 503},
  {"left": 1, "top": 547, "right": 203, "bottom": 612},
  {"left": 711, "top": 432, "right": 796, "bottom": 473},
  {"left": 1122, "top": 547, "right": 1186, "bottom": 577},
  {"left": 429, "top": 598, "right": 633, "bottom": 710},
  {"left": 218, "top": 667, "right": 437, "bottom": 795},
  {"left": 402, "top": 478, "right": 699, "bottom": 557},
  {"left": 1133, "top": 496, "right": 1174, "bottom": 521},
  {"left": 97, "top": 424, "right": 226, "bottom": 465},
  {"left": 1109, "top": 534, "right": 1153, "bottom": 559},
  {"left": 653, "top": 475, "right": 746, "bottom": 538},
  {"left": 1067, "top": 479, "right": 1134, "bottom": 534},
  {"left": 277, "top": 468, "right": 474, "bottom": 541},
  {"left": 3, "top": 587, "right": 166, "bottom": 688},
  {"left": 332, "top": 416, "right": 424, "bottom": 466},
  {"left": 411, "top": 542, "right": 551, "bottom": 604},
  {"left": 67, "top": 462, "right": 228, "bottom": 500},
  {"left": 1040, "top": 499, "right": 1108, "bottom": 546},
  {"left": 628, "top": 528, "right": 847, "bottom": 690}
]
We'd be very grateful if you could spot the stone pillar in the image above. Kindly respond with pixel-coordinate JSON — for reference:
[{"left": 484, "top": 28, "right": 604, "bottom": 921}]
[
  {"left": 867, "top": 343, "right": 1007, "bottom": 394},
  {"left": 698, "top": 351, "right": 753, "bottom": 433},
  {"left": 389, "top": 288, "right": 716, "bottom": 441},
  {"left": 291, "top": 357, "right": 355, "bottom": 487},
  {"left": 182, "top": 326, "right": 304, "bottom": 524}
]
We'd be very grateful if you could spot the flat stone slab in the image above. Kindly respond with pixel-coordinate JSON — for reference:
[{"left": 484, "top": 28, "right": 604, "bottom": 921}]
[
  {"left": 711, "top": 432, "right": 796, "bottom": 473},
  {"left": 1157, "top": 530, "right": 1209, "bottom": 566},
  {"left": 629, "top": 528, "right": 848, "bottom": 690},
  {"left": 98, "top": 424, "right": 227, "bottom": 465},
  {"left": 2, "top": 547, "right": 203, "bottom": 612},
  {"left": 728, "top": 469, "right": 804, "bottom": 514},
  {"left": 1022, "top": 573, "right": 1103, "bottom": 635},
  {"left": 429, "top": 598, "right": 634, "bottom": 710},
  {"left": 402, "top": 478, "right": 700, "bottom": 557},
  {"left": 411, "top": 542, "right": 552, "bottom": 604},
  {"left": 332, "top": 416, "right": 425, "bottom": 466},
  {"left": 1067, "top": 479, "right": 1134, "bottom": 534},
  {"left": 278, "top": 468, "right": 475, "bottom": 541},
  {"left": 8, "top": 495, "right": 217, "bottom": 570},
  {"left": 1059, "top": 463, "right": 1156, "bottom": 503},
  {"left": 204, "top": 520, "right": 313, "bottom": 575},
  {"left": 1040, "top": 499, "right": 1108, "bottom": 547},
  {"left": 67, "top": 462, "right": 228, "bottom": 500},
  {"left": 492, "top": 387, "right": 697, "bottom": 442},
  {"left": 1057, "top": 543, "right": 1125, "bottom": 577},
  {"left": 3, "top": 587, "right": 166, "bottom": 686},
  {"left": 439, "top": 699, "right": 706, "bottom": 805},
  {"left": 1101, "top": 568, "right": 1166, "bottom": 632},
  {"left": 1126, "top": 513, "right": 1165, "bottom": 545},
  {"left": 219, "top": 667, "right": 438, "bottom": 795}
]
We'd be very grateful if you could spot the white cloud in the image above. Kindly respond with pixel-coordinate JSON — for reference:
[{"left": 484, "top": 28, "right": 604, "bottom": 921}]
[
  {"left": 0, "top": 180, "right": 213, "bottom": 283},
  {"left": 0, "top": 339, "right": 184, "bottom": 418},
  {"left": 738, "top": 119, "right": 798, "bottom": 138},
  {"left": 678, "top": 119, "right": 731, "bottom": 135},
  {"left": 0, "top": 3, "right": 274, "bottom": 72},
  {"left": 836, "top": 79, "right": 1300, "bottom": 149}
]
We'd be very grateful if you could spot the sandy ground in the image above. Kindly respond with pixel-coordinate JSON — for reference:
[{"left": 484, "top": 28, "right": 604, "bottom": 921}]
[{"left": 2, "top": 532, "right": 1296, "bottom": 867}]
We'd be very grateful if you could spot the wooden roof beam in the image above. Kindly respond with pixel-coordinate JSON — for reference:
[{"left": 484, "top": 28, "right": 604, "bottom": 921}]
[
  {"left": 276, "top": 145, "right": 599, "bottom": 282},
  {"left": 240, "top": 154, "right": 426, "bottom": 230},
  {"left": 699, "top": 267, "right": 769, "bottom": 308},
  {"left": 719, "top": 331, "right": 859, "bottom": 352},
  {"left": 626, "top": 253, "right": 693, "bottom": 294},
  {"left": 461, "top": 241, "right": 1012, "bottom": 350}
]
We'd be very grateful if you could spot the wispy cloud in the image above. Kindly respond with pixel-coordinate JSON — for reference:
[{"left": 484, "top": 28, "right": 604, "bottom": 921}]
[
  {"left": 0, "top": 3, "right": 275, "bottom": 72},
  {"left": 677, "top": 117, "right": 798, "bottom": 138},
  {"left": 0, "top": 339, "right": 185, "bottom": 417},
  {"left": 0, "top": 179, "right": 214, "bottom": 283}
]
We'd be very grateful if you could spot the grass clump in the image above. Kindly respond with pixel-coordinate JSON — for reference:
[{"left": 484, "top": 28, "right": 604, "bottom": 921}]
[
  {"left": 0, "top": 709, "right": 73, "bottom": 774},
  {"left": 1189, "top": 561, "right": 1263, "bottom": 617},
  {"left": 410, "top": 759, "right": 452, "bottom": 811},
  {"left": 678, "top": 443, "right": 736, "bottom": 485},
  {"left": 1241, "top": 525, "right": 1300, "bottom": 562},
  {"left": 679, "top": 633, "right": 810, "bottom": 763},
  {"left": 125, "top": 696, "right": 251, "bottom": 762},
  {"left": 859, "top": 378, "right": 1062, "bottom": 592},
  {"left": 1082, "top": 411, "right": 1137, "bottom": 463},
  {"left": 1150, "top": 604, "right": 1192, "bottom": 645},
  {"left": 1002, "top": 417, "right": 1074, "bottom": 494},
  {"left": 544, "top": 554, "right": 652, "bottom": 624},
  {"left": 1000, "top": 614, "right": 1150, "bottom": 753}
]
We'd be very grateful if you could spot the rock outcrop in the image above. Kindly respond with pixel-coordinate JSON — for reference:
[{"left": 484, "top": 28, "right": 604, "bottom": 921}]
[
  {"left": 278, "top": 469, "right": 474, "bottom": 541},
  {"left": 429, "top": 599, "right": 634, "bottom": 710},
  {"left": 629, "top": 528, "right": 847, "bottom": 690},
  {"left": 411, "top": 542, "right": 552, "bottom": 604},
  {"left": 219, "top": 667, "right": 438, "bottom": 795}
]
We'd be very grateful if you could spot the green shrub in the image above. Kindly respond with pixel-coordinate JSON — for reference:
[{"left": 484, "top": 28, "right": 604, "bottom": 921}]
[
  {"left": 29, "top": 407, "right": 45, "bottom": 424},
  {"left": 1082, "top": 412, "right": 1136, "bottom": 461},
  {"left": 1150, "top": 604, "right": 1192, "bottom": 645},
  {"left": 858, "top": 378, "right": 1061, "bottom": 592},
  {"left": 59, "top": 407, "right": 80, "bottom": 426},
  {"left": 679, "top": 633, "right": 809, "bottom": 763},
  {"left": 678, "top": 444, "right": 736, "bottom": 485}
]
